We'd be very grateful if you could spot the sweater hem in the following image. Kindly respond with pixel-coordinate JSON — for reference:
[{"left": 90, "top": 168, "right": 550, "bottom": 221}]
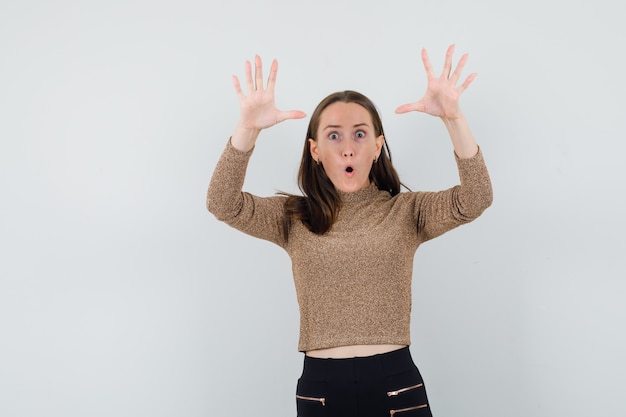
[{"left": 298, "top": 336, "right": 411, "bottom": 353}]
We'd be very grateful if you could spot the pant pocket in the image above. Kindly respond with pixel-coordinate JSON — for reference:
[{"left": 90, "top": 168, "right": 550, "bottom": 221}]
[
  {"left": 296, "top": 378, "right": 328, "bottom": 417},
  {"left": 385, "top": 370, "right": 432, "bottom": 417}
]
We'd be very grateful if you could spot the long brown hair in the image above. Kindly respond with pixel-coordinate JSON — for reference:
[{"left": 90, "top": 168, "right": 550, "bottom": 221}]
[{"left": 282, "top": 91, "right": 402, "bottom": 239}]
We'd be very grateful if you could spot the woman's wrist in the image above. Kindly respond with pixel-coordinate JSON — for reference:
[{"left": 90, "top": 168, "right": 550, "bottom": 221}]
[
  {"left": 441, "top": 113, "right": 479, "bottom": 158},
  {"left": 231, "top": 123, "right": 261, "bottom": 152}
]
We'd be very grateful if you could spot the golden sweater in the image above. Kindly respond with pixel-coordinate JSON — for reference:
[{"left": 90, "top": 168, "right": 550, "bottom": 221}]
[{"left": 207, "top": 139, "right": 493, "bottom": 352}]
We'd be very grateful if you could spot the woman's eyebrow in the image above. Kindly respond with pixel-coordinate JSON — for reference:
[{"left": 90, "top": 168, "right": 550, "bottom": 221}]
[{"left": 323, "top": 123, "right": 370, "bottom": 130}]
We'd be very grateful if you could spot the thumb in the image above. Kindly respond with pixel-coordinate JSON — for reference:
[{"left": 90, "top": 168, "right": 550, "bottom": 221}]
[
  {"left": 395, "top": 102, "right": 424, "bottom": 114},
  {"left": 278, "top": 110, "right": 307, "bottom": 122}
]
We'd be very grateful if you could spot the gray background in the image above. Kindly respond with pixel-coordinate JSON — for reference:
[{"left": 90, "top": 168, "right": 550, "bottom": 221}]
[{"left": 1, "top": 0, "right": 624, "bottom": 416}]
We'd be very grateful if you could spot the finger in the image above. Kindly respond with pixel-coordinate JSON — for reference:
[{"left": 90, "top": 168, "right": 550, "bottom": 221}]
[
  {"left": 421, "top": 48, "right": 435, "bottom": 78},
  {"left": 441, "top": 44, "right": 455, "bottom": 78},
  {"left": 244, "top": 60, "right": 254, "bottom": 95},
  {"left": 267, "top": 59, "right": 278, "bottom": 93},
  {"left": 254, "top": 55, "right": 263, "bottom": 90},
  {"left": 232, "top": 75, "right": 244, "bottom": 98},
  {"left": 458, "top": 72, "right": 477, "bottom": 94},
  {"left": 450, "top": 53, "right": 468, "bottom": 85}
]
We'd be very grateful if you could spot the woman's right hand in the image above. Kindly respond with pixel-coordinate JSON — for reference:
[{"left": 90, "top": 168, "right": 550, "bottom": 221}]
[{"left": 231, "top": 55, "right": 306, "bottom": 151}]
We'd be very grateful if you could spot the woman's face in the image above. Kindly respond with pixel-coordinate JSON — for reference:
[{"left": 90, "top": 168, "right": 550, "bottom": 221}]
[{"left": 309, "top": 102, "right": 384, "bottom": 193}]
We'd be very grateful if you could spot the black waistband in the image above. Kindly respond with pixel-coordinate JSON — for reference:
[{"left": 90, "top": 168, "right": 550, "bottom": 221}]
[{"left": 301, "top": 347, "right": 415, "bottom": 382}]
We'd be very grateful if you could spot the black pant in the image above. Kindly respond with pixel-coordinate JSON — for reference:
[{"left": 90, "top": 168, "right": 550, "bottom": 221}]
[{"left": 296, "top": 347, "right": 433, "bottom": 417}]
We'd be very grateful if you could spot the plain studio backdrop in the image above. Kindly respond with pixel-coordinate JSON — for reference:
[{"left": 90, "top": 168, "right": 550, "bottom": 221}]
[{"left": 1, "top": 0, "right": 624, "bottom": 416}]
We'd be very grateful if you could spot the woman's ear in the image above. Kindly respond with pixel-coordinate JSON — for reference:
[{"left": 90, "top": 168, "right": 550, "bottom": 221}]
[
  {"left": 309, "top": 138, "right": 319, "bottom": 162},
  {"left": 375, "top": 135, "right": 385, "bottom": 159}
]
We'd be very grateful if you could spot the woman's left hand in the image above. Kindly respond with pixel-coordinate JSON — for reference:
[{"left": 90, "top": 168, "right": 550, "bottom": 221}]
[{"left": 396, "top": 45, "right": 476, "bottom": 120}]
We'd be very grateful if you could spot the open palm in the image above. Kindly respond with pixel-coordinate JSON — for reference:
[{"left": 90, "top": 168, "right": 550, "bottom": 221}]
[
  {"left": 396, "top": 45, "right": 476, "bottom": 120},
  {"left": 233, "top": 55, "right": 305, "bottom": 131}
]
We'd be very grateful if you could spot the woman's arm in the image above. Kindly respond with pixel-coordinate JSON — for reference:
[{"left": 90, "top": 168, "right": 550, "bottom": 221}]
[
  {"left": 206, "top": 56, "right": 305, "bottom": 246},
  {"left": 396, "top": 45, "right": 492, "bottom": 240}
]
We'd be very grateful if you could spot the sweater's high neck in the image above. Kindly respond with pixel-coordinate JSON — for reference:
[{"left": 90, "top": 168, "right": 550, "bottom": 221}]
[{"left": 336, "top": 182, "right": 380, "bottom": 204}]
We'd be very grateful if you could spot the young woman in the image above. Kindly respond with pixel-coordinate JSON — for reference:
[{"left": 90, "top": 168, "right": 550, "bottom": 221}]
[{"left": 207, "top": 45, "right": 492, "bottom": 417}]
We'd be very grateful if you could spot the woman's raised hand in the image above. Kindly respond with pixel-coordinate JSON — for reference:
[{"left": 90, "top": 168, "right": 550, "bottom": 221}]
[
  {"left": 233, "top": 55, "right": 306, "bottom": 132},
  {"left": 395, "top": 45, "right": 476, "bottom": 120}
]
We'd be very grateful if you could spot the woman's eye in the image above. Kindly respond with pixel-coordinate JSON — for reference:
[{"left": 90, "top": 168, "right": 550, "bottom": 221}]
[
  {"left": 329, "top": 132, "right": 339, "bottom": 140},
  {"left": 355, "top": 130, "right": 366, "bottom": 138}
]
